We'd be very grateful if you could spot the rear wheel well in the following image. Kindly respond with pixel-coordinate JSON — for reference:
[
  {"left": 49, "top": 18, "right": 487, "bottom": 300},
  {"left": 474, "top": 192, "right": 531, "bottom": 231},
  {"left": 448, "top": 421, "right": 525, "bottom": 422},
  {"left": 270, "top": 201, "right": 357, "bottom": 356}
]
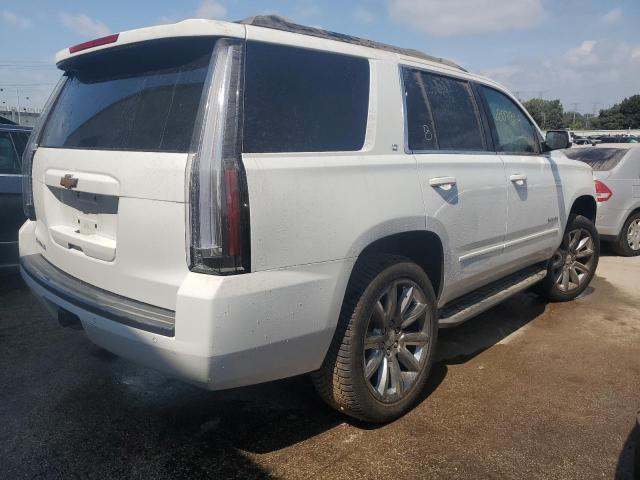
[
  {"left": 627, "top": 207, "right": 640, "bottom": 220},
  {"left": 570, "top": 195, "right": 597, "bottom": 223},
  {"left": 353, "top": 231, "right": 444, "bottom": 298}
]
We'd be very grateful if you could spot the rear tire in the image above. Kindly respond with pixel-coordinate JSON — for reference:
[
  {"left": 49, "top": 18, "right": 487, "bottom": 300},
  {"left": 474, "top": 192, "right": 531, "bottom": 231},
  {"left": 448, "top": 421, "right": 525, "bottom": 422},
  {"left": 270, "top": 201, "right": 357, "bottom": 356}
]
[
  {"left": 612, "top": 212, "right": 640, "bottom": 257},
  {"left": 312, "top": 255, "right": 438, "bottom": 423},
  {"left": 536, "top": 214, "right": 599, "bottom": 302}
]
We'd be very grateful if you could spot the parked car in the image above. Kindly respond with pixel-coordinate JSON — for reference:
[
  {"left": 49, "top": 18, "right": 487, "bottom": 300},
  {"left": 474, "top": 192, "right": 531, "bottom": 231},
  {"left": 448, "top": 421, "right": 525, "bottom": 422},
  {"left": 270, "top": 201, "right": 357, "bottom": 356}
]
[
  {"left": 19, "top": 16, "right": 599, "bottom": 422},
  {"left": 0, "top": 124, "right": 31, "bottom": 269},
  {"left": 598, "top": 135, "right": 639, "bottom": 144},
  {"left": 566, "top": 144, "right": 640, "bottom": 256}
]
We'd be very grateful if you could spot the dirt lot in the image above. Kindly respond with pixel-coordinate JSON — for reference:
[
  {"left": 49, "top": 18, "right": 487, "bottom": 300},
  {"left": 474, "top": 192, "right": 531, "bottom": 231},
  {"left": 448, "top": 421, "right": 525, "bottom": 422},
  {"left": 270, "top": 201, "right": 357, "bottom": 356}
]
[{"left": 1, "top": 251, "right": 639, "bottom": 479}]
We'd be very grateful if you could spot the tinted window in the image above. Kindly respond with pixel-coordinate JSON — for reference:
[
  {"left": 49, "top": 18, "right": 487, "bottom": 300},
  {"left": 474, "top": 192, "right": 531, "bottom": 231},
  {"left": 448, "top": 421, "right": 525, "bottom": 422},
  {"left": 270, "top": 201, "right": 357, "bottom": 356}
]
[
  {"left": 402, "top": 69, "right": 437, "bottom": 151},
  {"left": 10, "top": 132, "right": 29, "bottom": 160},
  {"left": 40, "top": 38, "right": 217, "bottom": 152},
  {"left": 564, "top": 147, "right": 628, "bottom": 171},
  {"left": 403, "top": 68, "right": 484, "bottom": 151},
  {"left": 0, "top": 132, "right": 20, "bottom": 174},
  {"left": 243, "top": 42, "right": 370, "bottom": 153},
  {"left": 479, "top": 86, "right": 537, "bottom": 154}
]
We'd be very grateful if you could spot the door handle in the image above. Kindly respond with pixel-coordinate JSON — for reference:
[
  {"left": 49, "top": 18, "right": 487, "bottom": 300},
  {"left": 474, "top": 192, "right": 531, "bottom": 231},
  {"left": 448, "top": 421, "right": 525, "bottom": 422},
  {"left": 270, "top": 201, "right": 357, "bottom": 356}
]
[
  {"left": 509, "top": 174, "right": 527, "bottom": 186},
  {"left": 429, "top": 176, "right": 457, "bottom": 190}
]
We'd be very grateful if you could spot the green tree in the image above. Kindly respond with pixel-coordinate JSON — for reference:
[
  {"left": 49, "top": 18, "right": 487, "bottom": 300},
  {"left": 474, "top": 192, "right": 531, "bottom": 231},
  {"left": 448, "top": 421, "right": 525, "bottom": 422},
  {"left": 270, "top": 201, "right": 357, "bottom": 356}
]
[
  {"left": 522, "top": 98, "right": 564, "bottom": 129},
  {"left": 594, "top": 95, "right": 640, "bottom": 129},
  {"left": 562, "top": 111, "right": 588, "bottom": 129}
]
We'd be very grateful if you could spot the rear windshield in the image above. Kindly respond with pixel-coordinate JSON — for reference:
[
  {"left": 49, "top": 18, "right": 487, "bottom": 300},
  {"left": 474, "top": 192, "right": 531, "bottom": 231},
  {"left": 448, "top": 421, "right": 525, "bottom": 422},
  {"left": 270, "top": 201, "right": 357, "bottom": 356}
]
[
  {"left": 564, "top": 147, "right": 628, "bottom": 171},
  {"left": 40, "top": 37, "right": 217, "bottom": 152}
]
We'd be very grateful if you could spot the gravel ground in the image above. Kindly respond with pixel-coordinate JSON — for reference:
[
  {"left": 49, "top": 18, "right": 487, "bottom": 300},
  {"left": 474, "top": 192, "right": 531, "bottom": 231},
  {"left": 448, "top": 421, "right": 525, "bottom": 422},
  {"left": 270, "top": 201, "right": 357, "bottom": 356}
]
[{"left": 1, "top": 251, "right": 638, "bottom": 479}]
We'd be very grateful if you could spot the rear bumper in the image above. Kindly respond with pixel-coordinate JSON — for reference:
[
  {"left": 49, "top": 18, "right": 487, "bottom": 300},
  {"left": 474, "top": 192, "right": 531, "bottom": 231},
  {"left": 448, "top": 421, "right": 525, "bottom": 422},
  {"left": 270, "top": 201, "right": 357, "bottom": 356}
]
[
  {"left": 21, "top": 254, "right": 175, "bottom": 336},
  {"left": 19, "top": 222, "right": 351, "bottom": 390}
]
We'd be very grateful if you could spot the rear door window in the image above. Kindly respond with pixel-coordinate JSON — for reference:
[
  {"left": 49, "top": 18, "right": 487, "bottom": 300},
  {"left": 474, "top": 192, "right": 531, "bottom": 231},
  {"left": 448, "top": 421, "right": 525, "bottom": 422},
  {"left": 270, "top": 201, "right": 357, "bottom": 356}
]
[
  {"left": 243, "top": 42, "right": 370, "bottom": 153},
  {"left": 40, "top": 37, "right": 217, "bottom": 152},
  {"left": 10, "top": 132, "right": 29, "bottom": 161},
  {"left": 402, "top": 68, "right": 485, "bottom": 152},
  {"left": 0, "top": 131, "right": 20, "bottom": 174},
  {"left": 478, "top": 85, "right": 538, "bottom": 154}
]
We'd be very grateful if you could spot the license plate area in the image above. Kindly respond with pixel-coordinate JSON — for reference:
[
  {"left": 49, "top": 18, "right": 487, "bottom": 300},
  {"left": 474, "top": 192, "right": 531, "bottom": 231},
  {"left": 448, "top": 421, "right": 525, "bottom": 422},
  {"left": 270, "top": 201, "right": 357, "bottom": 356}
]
[{"left": 46, "top": 186, "right": 119, "bottom": 262}]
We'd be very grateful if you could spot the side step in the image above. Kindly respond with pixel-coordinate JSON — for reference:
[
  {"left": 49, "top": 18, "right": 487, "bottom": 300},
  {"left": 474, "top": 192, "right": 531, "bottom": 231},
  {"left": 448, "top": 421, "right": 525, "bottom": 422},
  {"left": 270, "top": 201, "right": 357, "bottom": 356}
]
[{"left": 438, "top": 265, "right": 547, "bottom": 328}]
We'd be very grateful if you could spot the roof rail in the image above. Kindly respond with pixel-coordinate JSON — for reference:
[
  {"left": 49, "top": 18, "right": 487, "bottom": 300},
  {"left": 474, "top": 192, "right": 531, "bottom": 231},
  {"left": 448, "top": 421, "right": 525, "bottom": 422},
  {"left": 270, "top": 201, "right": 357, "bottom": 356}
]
[{"left": 238, "top": 15, "right": 466, "bottom": 72}]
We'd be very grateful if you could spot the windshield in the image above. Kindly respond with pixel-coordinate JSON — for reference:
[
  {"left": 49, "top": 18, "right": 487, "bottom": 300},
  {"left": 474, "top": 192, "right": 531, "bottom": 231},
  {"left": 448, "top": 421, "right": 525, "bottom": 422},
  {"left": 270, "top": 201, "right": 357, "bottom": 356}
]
[
  {"left": 564, "top": 147, "right": 628, "bottom": 171},
  {"left": 40, "top": 37, "right": 217, "bottom": 153}
]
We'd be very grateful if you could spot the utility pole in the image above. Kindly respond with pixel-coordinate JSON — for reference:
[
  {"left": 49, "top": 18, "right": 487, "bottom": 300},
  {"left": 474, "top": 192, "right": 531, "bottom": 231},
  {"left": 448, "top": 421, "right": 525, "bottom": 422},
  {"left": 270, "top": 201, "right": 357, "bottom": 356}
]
[
  {"left": 571, "top": 102, "right": 579, "bottom": 125},
  {"left": 16, "top": 89, "right": 21, "bottom": 125}
]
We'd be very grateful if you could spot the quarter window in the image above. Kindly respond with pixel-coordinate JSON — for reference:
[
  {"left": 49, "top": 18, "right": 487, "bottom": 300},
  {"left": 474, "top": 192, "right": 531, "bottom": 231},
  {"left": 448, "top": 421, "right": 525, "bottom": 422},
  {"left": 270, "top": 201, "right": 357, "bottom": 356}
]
[
  {"left": 243, "top": 42, "right": 370, "bottom": 153},
  {"left": 479, "top": 86, "right": 538, "bottom": 154},
  {"left": 403, "top": 68, "right": 485, "bottom": 152}
]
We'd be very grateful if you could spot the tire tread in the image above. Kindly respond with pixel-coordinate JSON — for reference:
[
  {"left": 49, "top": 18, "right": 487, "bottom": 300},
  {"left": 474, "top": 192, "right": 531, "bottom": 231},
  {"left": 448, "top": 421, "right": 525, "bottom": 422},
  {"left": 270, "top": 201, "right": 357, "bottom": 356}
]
[{"left": 311, "top": 254, "right": 409, "bottom": 420}]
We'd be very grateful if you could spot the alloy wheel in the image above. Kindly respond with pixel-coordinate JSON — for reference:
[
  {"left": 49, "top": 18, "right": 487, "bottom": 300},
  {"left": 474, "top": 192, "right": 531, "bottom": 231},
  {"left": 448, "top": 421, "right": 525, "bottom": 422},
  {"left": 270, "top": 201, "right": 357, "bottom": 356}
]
[
  {"left": 551, "top": 228, "right": 596, "bottom": 293},
  {"left": 362, "top": 280, "right": 431, "bottom": 403},
  {"left": 627, "top": 219, "right": 640, "bottom": 251}
]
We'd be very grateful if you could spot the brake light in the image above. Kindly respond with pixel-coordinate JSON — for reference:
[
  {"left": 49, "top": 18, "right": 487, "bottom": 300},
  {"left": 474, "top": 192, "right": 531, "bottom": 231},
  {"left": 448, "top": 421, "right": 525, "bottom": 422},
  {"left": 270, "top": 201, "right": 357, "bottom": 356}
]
[
  {"left": 224, "top": 169, "right": 241, "bottom": 257},
  {"left": 69, "top": 34, "right": 119, "bottom": 54},
  {"left": 187, "top": 38, "right": 250, "bottom": 275},
  {"left": 594, "top": 180, "right": 612, "bottom": 202}
]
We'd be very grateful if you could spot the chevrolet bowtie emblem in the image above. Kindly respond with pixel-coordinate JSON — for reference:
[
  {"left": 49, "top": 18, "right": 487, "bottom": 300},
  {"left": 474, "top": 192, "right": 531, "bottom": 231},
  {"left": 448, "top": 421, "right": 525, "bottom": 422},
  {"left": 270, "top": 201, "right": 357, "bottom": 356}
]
[{"left": 60, "top": 174, "right": 78, "bottom": 190}]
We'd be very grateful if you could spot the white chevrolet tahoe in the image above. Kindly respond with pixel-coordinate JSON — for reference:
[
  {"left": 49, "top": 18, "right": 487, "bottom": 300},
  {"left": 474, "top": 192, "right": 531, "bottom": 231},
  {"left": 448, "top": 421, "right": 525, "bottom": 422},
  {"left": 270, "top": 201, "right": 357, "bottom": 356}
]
[{"left": 19, "top": 16, "right": 599, "bottom": 422}]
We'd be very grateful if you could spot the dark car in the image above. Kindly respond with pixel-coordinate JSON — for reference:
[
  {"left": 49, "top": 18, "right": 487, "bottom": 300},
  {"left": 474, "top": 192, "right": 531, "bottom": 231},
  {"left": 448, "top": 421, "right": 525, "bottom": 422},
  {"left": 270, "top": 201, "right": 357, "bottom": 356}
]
[
  {"left": 0, "top": 124, "right": 31, "bottom": 269},
  {"left": 599, "top": 135, "right": 639, "bottom": 144}
]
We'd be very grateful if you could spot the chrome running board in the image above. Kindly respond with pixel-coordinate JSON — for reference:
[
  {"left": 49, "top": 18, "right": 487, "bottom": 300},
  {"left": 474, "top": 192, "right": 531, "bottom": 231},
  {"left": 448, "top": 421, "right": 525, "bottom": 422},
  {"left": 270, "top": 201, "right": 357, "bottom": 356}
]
[{"left": 438, "top": 265, "right": 547, "bottom": 328}]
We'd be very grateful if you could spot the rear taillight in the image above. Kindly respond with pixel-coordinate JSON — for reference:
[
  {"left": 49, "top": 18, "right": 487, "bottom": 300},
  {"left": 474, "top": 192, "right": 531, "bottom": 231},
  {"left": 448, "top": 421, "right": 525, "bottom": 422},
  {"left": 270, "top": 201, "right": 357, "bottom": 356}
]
[
  {"left": 594, "top": 180, "right": 612, "bottom": 202},
  {"left": 69, "top": 34, "right": 119, "bottom": 54},
  {"left": 187, "top": 38, "right": 249, "bottom": 275},
  {"left": 22, "top": 76, "right": 67, "bottom": 220}
]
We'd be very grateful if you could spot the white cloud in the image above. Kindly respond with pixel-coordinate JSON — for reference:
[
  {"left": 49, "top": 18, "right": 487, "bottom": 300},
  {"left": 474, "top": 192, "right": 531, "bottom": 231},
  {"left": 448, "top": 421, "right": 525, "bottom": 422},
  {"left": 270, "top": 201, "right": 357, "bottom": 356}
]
[
  {"left": 1, "top": 10, "right": 32, "bottom": 28},
  {"left": 59, "top": 13, "right": 110, "bottom": 38},
  {"left": 476, "top": 40, "right": 640, "bottom": 111},
  {"left": 388, "top": 0, "right": 543, "bottom": 36},
  {"left": 354, "top": 6, "right": 375, "bottom": 24},
  {"left": 602, "top": 8, "right": 622, "bottom": 25},
  {"left": 195, "top": 0, "right": 227, "bottom": 20},
  {"left": 564, "top": 40, "right": 598, "bottom": 67},
  {"left": 477, "top": 65, "right": 520, "bottom": 84}
]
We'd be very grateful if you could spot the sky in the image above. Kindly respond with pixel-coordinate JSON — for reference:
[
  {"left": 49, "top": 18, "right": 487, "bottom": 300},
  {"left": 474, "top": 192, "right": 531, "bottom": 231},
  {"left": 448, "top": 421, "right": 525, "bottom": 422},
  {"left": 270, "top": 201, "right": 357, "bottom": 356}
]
[{"left": 1, "top": 0, "right": 638, "bottom": 114}]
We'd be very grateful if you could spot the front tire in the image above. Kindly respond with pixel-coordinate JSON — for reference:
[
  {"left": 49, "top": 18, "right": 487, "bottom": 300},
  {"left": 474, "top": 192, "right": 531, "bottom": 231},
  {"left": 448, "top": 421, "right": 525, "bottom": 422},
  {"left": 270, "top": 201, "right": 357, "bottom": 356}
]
[
  {"left": 612, "top": 212, "right": 640, "bottom": 257},
  {"left": 537, "top": 214, "right": 599, "bottom": 302},
  {"left": 312, "top": 255, "right": 438, "bottom": 423}
]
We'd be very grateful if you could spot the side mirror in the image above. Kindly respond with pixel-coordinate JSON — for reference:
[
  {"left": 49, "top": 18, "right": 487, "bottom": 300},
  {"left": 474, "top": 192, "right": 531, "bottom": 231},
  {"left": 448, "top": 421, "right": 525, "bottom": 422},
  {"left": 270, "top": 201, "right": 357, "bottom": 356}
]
[{"left": 545, "top": 130, "right": 572, "bottom": 151}]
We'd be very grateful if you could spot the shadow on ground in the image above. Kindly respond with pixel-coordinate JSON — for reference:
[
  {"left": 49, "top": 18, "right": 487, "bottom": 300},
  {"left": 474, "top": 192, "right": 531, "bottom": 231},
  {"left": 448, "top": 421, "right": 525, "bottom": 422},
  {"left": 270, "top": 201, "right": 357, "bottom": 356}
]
[
  {"left": 616, "top": 419, "right": 640, "bottom": 480},
  {"left": 0, "top": 271, "right": 550, "bottom": 478}
]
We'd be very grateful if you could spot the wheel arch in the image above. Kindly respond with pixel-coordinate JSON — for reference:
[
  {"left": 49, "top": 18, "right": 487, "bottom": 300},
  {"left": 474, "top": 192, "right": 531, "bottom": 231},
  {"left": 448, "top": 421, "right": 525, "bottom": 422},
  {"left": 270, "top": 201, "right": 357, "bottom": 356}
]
[
  {"left": 350, "top": 230, "right": 444, "bottom": 299},
  {"left": 569, "top": 195, "right": 597, "bottom": 223}
]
